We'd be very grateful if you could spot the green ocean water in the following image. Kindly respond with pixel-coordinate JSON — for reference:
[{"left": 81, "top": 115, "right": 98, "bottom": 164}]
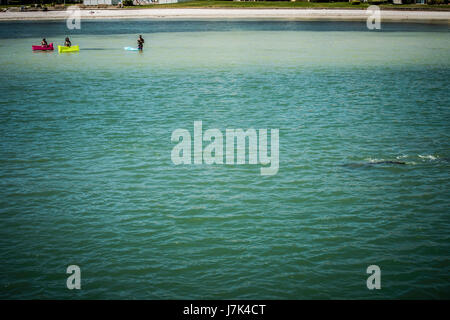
[{"left": 0, "top": 20, "right": 449, "bottom": 299}]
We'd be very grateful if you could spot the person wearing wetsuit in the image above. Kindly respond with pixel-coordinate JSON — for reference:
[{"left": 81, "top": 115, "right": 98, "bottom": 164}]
[{"left": 137, "top": 35, "right": 144, "bottom": 51}]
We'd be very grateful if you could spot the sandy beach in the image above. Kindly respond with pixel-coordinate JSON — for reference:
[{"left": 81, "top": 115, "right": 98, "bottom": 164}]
[{"left": 0, "top": 8, "right": 449, "bottom": 23}]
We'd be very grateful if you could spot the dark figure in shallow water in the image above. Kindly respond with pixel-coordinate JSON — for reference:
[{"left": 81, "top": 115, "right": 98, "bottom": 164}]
[
  {"left": 65, "top": 37, "right": 71, "bottom": 47},
  {"left": 41, "top": 38, "right": 48, "bottom": 47},
  {"left": 137, "top": 35, "right": 144, "bottom": 51}
]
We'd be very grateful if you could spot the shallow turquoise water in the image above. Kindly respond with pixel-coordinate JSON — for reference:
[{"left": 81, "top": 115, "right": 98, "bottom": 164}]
[{"left": 0, "top": 20, "right": 449, "bottom": 299}]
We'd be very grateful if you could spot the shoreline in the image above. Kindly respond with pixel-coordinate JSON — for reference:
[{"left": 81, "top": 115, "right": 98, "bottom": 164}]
[{"left": 0, "top": 8, "right": 449, "bottom": 23}]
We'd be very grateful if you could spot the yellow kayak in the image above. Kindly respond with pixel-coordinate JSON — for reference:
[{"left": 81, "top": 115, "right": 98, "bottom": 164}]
[{"left": 58, "top": 45, "right": 79, "bottom": 53}]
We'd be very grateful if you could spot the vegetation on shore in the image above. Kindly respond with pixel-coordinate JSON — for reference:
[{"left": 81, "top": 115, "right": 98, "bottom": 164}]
[
  {"left": 136, "top": 1, "right": 449, "bottom": 10},
  {"left": 1, "top": 0, "right": 449, "bottom": 10}
]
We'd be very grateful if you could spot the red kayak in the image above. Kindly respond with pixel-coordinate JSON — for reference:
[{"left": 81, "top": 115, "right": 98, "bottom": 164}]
[{"left": 32, "top": 43, "right": 54, "bottom": 51}]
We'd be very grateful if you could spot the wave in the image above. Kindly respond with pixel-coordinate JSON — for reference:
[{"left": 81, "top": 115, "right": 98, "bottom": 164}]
[{"left": 418, "top": 154, "right": 439, "bottom": 161}]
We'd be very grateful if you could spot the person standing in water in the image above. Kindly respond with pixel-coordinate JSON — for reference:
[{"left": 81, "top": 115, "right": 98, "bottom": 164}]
[
  {"left": 137, "top": 35, "right": 144, "bottom": 51},
  {"left": 65, "top": 37, "right": 71, "bottom": 47}
]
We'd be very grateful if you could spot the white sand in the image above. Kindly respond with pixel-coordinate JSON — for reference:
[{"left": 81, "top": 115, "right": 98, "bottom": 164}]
[{"left": 0, "top": 8, "right": 449, "bottom": 23}]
